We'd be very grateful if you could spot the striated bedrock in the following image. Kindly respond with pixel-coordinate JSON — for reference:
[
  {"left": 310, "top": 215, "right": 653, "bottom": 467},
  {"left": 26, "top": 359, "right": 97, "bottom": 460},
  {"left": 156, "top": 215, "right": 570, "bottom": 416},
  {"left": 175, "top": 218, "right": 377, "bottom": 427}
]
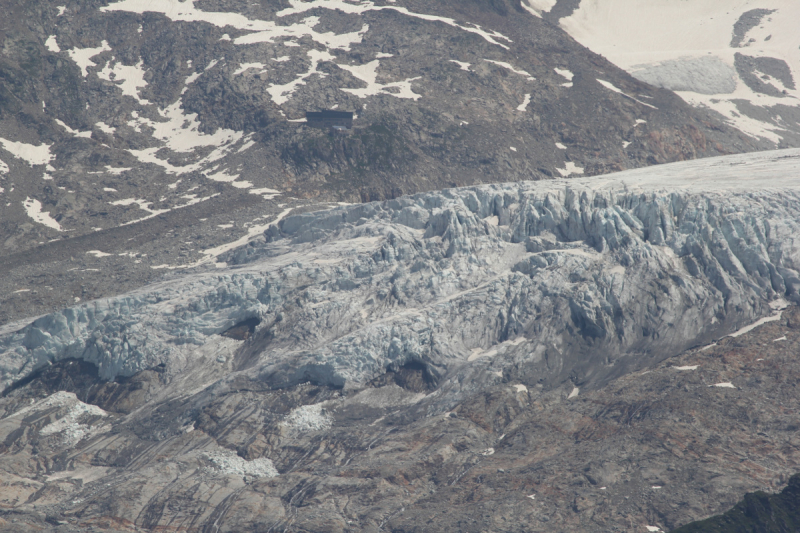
[{"left": 2, "top": 150, "right": 800, "bottom": 397}]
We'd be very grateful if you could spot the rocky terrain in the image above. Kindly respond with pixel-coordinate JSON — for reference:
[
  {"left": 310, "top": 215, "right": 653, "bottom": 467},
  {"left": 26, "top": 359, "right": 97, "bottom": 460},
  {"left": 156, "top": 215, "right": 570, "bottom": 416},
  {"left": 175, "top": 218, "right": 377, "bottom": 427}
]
[
  {"left": 673, "top": 474, "right": 800, "bottom": 532},
  {"left": 1, "top": 149, "right": 800, "bottom": 531},
  {"left": 0, "top": 0, "right": 775, "bottom": 324}
]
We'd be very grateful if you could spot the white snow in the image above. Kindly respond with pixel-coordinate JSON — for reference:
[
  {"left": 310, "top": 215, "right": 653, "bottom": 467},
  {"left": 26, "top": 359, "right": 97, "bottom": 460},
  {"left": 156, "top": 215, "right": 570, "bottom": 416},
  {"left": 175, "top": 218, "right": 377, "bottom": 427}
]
[
  {"left": 568, "top": 387, "right": 579, "bottom": 399},
  {"left": 249, "top": 187, "right": 281, "bottom": 199},
  {"left": 554, "top": 67, "right": 573, "bottom": 81},
  {"left": 485, "top": 60, "right": 535, "bottom": 81},
  {"left": 773, "top": 336, "right": 787, "bottom": 342},
  {"left": 281, "top": 403, "right": 333, "bottom": 432},
  {"left": 126, "top": 99, "right": 244, "bottom": 174},
  {"left": 237, "top": 139, "right": 256, "bottom": 153},
  {"left": 646, "top": 527, "right": 661, "bottom": 532},
  {"left": 45, "top": 35, "right": 60, "bottom": 53},
  {"left": 339, "top": 60, "right": 421, "bottom": 100},
  {"left": 559, "top": 0, "right": 800, "bottom": 144},
  {"left": 233, "top": 62, "right": 266, "bottom": 76},
  {"left": 555, "top": 142, "right": 566, "bottom": 149},
  {"left": 513, "top": 384, "right": 528, "bottom": 393},
  {"left": 22, "top": 198, "right": 62, "bottom": 231},
  {"left": 510, "top": 146, "right": 517, "bottom": 152},
  {"left": 103, "top": 187, "right": 117, "bottom": 192},
  {"left": 56, "top": 6, "right": 66, "bottom": 16},
  {"left": 105, "top": 166, "right": 131, "bottom": 175},
  {"left": 557, "top": 162, "right": 584, "bottom": 176},
  {"left": 481, "top": 447, "right": 495, "bottom": 456},
  {"left": 712, "top": 382, "right": 736, "bottom": 388},
  {"left": 96, "top": 58, "right": 150, "bottom": 103},
  {"left": 273, "top": 56, "right": 290, "bottom": 62},
  {"left": 728, "top": 302, "right": 786, "bottom": 338},
  {"left": 521, "top": 0, "right": 557, "bottom": 17},
  {"left": 376, "top": 52, "right": 393, "bottom": 58},
  {"left": 0, "top": 159, "right": 8, "bottom": 174},
  {"left": 55, "top": 119, "right": 92, "bottom": 138},
  {"left": 450, "top": 60, "right": 471, "bottom": 72},
  {"left": 268, "top": 49, "right": 335, "bottom": 105},
  {"left": 596, "top": 79, "right": 658, "bottom": 109},
  {"left": 95, "top": 122, "right": 115, "bottom": 135},
  {"left": 67, "top": 41, "right": 111, "bottom": 77},
  {"left": 674, "top": 365, "right": 698, "bottom": 370},
  {"left": 204, "top": 450, "right": 278, "bottom": 478},
  {"left": 0, "top": 138, "right": 53, "bottom": 166},
  {"left": 86, "top": 250, "right": 112, "bottom": 257},
  {"left": 517, "top": 93, "right": 531, "bottom": 111}
]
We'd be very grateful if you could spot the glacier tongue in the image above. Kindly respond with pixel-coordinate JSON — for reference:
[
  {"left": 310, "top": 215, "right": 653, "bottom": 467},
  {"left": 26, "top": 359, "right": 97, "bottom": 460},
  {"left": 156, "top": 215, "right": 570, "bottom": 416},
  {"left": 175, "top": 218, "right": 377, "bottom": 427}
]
[{"left": 2, "top": 149, "right": 800, "bottom": 393}]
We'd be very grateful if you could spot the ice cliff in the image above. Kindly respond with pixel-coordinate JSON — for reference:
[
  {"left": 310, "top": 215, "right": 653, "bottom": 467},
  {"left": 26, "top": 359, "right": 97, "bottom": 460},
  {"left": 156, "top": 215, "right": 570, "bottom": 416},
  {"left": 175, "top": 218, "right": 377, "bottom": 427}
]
[{"left": 2, "top": 149, "right": 800, "bottom": 394}]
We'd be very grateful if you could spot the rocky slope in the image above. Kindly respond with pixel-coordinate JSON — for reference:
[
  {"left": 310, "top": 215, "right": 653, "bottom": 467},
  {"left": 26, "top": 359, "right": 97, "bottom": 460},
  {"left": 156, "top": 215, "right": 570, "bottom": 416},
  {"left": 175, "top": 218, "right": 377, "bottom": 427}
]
[
  {"left": 673, "top": 474, "right": 800, "bottom": 533},
  {"left": 0, "top": 0, "right": 772, "bottom": 324},
  {"left": 1, "top": 149, "right": 800, "bottom": 531}
]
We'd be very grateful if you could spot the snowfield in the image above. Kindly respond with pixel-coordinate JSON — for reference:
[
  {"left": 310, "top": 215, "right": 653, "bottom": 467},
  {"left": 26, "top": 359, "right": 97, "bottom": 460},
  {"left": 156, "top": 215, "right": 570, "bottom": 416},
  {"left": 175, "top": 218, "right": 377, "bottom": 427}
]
[{"left": 558, "top": 0, "right": 800, "bottom": 145}]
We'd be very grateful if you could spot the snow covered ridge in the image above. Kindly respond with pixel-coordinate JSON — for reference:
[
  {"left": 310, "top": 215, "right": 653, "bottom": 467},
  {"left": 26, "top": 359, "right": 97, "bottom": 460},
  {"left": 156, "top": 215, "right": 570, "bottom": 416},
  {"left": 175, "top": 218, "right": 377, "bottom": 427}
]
[
  {"left": 2, "top": 150, "right": 800, "bottom": 391},
  {"left": 558, "top": 0, "right": 800, "bottom": 145}
]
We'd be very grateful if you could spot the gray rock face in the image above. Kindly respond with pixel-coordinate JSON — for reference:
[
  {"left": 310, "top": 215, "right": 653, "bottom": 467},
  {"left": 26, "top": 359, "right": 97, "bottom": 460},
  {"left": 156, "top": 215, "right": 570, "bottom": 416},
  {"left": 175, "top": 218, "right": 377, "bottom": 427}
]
[{"left": 3, "top": 149, "right": 800, "bottom": 400}]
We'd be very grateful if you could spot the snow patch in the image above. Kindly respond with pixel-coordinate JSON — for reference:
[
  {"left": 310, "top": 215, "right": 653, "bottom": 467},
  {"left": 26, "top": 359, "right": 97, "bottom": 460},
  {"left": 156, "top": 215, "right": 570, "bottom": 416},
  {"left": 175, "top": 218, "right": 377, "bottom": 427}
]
[
  {"left": 450, "top": 60, "right": 471, "bottom": 72},
  {"left": 567, "top": 387, "right": 579, "bottom": 399},
  {"left": 96, "top": 58, "right": 150, "bottom": 104},
  {"left": 597, "top": 79, "right": 658, "bottom": 109},
  {"left": 339, "top": 59, "right": 421, "bottom": 100},
  {"left": 520, "top": 0, "right": 556, "bottom": 17},
  {"left": 268, "top": 49, "right": 335, "bottom": 105},
  {"left": 249, "top": 187, "right": 281, "bottom": 199},
  {"left": 95, "top": 122, "right": 115, "bottom": 135},
  {"left": 55, "top": 119, "right": 92, "bottom": 138},
  {"left": 22, "top": 198, "right": 62, "bottom": 231},
  {"left": 674, "top": 365, "right": 698, "bottom": 371},
  {"left": 485, "top": 60, "right": 535, "bottom": 81},
  {"left": 517, "top": 93, "right": 531, "bottom": 111},
  {"left": 557, "top": 162, "right": 584, "bottom": 176},
  {"left": 712, "top": 382, "right": 736, "bottom": 389},
  {"left": 67, "top": 41, "right": 111, "bottom": 77},
  {"left": 233, "top": 62, "right": 266, "bottom": 76},
  {"left": 86, "top": 250, "right": 112, "bottom": 257},
  {"left": 554, "top": 67, "right": 573, "bottom": 81},
  {"left": 0, "top": 138, "right": 53, "bottom": 166},
  {"left": 45, "top": 35, "right": 60, "bottom": 53}
]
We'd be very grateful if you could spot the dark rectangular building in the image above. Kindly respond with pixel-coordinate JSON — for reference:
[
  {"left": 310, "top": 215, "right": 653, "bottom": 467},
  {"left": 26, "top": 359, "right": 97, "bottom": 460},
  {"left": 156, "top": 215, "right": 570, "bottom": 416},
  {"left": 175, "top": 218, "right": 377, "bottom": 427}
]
[{"left": 306, "top": 110, "right": 353, "bottom": 129}]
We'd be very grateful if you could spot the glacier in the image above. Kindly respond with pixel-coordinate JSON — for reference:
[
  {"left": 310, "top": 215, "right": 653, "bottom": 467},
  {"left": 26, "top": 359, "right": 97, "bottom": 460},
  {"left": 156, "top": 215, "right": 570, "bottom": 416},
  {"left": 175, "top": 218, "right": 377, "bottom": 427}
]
[{"left": 2, "top": 149, "right": 800, "bottom": 397}]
